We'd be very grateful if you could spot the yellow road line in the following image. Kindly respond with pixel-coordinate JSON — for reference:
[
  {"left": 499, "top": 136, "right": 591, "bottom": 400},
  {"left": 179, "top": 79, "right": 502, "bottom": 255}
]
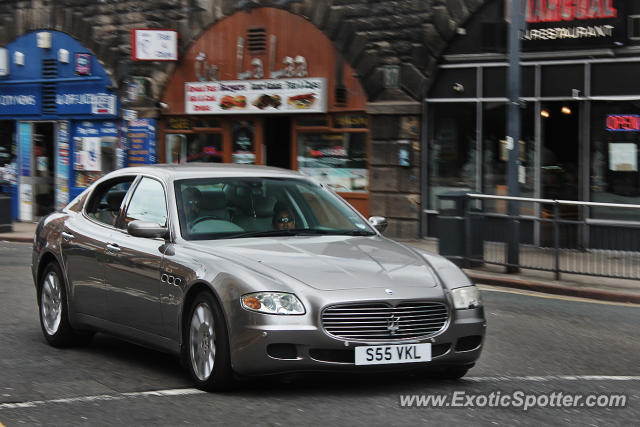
[{"left": 477, "top": 284, "right": 640, "bottom": 307}]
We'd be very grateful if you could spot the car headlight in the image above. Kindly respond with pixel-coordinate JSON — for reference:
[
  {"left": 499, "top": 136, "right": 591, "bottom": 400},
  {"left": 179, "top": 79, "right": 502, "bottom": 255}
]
[
  {"left": 241, "top": 292, "right": 306, "bottom": 315},
  {"left": 451, "top": 286, "right": 482, "bottom": 309}
]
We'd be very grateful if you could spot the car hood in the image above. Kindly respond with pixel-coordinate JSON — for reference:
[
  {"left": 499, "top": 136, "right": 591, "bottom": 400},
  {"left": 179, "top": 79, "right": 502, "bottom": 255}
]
[{"left": 188, "top": 236, "right": 440, "bottom": 291}]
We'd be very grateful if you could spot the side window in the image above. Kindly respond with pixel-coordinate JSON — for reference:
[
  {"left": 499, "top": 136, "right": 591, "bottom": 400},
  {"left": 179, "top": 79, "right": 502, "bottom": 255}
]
[
  {"left": 85, "top": 177, "right": 135, "bottom": 226},
  {"left": 125, "top": 177, "right": 168, "bottom": 226}
]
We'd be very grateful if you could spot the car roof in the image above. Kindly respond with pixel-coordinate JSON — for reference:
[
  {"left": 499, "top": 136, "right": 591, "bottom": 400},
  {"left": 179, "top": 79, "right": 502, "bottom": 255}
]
[{"left": 103, "top": 163, "right": 308, "bottom": 182}]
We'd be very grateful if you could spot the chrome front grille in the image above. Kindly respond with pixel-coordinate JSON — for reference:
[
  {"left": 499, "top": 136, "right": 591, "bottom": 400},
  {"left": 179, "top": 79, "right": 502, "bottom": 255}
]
[{"left": 321, "top": 302, "right": 449, "bottom": 342}]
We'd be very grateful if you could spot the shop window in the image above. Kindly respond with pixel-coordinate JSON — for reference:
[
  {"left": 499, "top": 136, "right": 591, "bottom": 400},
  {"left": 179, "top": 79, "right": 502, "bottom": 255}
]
[
  {"left": 297, "top": 132, "right": 368, "bottom": 192},
  {"left": 429, "top": 103, "right": 477, "bottom": 209},
  {"left": 0, "top": 121, "right": 16, "bottom": 185},
  {"left": 482, "top": 102, "right": 535, "bottom": 215},
  {"left": 541, "top": 65, "right": 584, "bottom": 98},
  {"left": 166, "top": 134, "right": 186, "bottom": 164},
  {"left": 166, "top": 133, "right": 223, "bottom": 163},
  {"left": 592, "top": 63, "right": 640, "bottom": 97},
  {"left": 232, "top": 120, "right": 256, "bottom": 164},
  {"left": 591, "top": 101, "right": 640, "bottom": 221}
]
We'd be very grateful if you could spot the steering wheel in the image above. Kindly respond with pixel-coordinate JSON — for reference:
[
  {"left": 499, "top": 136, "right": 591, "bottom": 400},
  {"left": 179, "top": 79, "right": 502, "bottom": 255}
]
[{"left": 190, "top": 216, "right": 223, "bottom": 228}]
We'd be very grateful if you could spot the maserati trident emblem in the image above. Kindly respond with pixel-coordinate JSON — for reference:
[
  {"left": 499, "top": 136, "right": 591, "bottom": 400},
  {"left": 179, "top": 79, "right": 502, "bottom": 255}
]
[
  {"left": 387, "top": 315, "right": 400, "bottom": 335},
  {"left": 385, "top": 288, "right": 393, "bottom": 295}
]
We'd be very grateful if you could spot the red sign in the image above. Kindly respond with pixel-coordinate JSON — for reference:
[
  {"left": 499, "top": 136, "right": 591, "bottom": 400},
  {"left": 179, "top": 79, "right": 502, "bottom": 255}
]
[
  {"left": 526, "top": 0, "right": 617, "bottom": 23},
  {"left": 606, "top": 115, "right": 640, "bottom": 132}
]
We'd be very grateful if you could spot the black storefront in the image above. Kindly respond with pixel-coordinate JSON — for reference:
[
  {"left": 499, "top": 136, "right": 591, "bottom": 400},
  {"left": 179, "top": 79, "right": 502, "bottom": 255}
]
[{"left": 424, "top": 0, "right": 640, "bottom": 247}]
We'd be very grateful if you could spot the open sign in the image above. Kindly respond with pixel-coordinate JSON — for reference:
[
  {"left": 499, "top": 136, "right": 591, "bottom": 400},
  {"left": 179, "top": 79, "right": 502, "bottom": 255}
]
[{"left": 606, "top": 114, "right": 640, "bottom": 132}]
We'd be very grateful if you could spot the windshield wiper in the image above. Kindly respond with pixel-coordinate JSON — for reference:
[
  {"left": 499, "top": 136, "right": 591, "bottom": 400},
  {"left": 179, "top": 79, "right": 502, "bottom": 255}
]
[
  {"left": 331, "top": 230, "right": 377, "bottom": 236},
  {"left": 226, "top": 229, "right": 330, "bottom": 239}
]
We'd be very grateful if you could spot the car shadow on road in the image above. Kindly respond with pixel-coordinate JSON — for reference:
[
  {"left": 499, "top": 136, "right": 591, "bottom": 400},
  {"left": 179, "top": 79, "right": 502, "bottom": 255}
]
[{"left": 46, "top": 333, "right": 477, "bottom": 395}]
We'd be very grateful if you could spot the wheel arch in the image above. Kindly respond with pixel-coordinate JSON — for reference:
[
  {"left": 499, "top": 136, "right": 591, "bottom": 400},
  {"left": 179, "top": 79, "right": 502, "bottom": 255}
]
[
  {"left": 36, "top": 251, "right": 63, "bottom": 304},
  {"left": 179, "top": 280, "right": 230, "bottom": 358}
]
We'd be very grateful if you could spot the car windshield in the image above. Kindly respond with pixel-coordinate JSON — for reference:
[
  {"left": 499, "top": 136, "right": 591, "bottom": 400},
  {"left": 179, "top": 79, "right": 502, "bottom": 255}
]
[{"left": 174, "top": 177, "right": 376, "bottom": 240}]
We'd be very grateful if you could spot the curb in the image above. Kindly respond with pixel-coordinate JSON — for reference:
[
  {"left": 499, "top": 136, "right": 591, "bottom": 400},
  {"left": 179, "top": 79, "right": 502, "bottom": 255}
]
[
  {"left": 0, "top": 236, "right": 33, "bottom": 243},
  {"left": 467, "top": 273, "right": 640, "bottom": 305}
]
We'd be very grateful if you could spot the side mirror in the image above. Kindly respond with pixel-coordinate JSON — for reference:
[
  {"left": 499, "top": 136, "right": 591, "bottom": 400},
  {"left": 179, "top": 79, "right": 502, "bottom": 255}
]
[
  {"left": 368, "top": 216, "right": 388, "bottom": 233},
  {"left": 127, "top": 220, "right": 169, "bottom": 239}
]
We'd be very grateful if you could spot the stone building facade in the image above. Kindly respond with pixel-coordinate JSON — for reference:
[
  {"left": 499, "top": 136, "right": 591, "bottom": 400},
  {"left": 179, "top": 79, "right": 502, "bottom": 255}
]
[{"left": 0, "top": 0, "right": 488, "bottom": 238}]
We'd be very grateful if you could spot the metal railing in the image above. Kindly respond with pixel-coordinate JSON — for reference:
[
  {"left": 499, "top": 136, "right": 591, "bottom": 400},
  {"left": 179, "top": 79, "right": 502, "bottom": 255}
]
[{"left": 464, "top": 194, "right": 640, "bottom": 281}]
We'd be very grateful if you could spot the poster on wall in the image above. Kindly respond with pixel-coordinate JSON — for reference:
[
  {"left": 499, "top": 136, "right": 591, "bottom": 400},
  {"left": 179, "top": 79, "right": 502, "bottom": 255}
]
[
  {"left": 55, "top": 121, "right": 70, "bottom": 211},
  {"left": 17, "top": 122, "right": 32, "bottom": 222},
  {"left": 609, "top": 143, "right": 638, "bottom": 172},
  {"left": 127, "top": 119, "right": 156, "bottom": 165},
  {"left": 185, "top": 78, "right": 327, "bottom": 115}
]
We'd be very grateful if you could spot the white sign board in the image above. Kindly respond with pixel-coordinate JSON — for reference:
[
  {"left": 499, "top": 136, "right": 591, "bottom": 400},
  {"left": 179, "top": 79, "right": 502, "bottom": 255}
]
[
  {"left": 185, "top": 78, "right": 327, "bottom": 115},
  {"left": 132, "top": 29, "right": 178, "bottom": 61},
  {"left": 90, "top": 94, "right": 116, "bottom": 115},
  {"left": 123, "top": 109, "right": 138, "bottom": 121},
  {"left": 0, "top": 48, "right": 8, "bottom": 76},
  {"left": 19, "top": 183, "right": 32, "bottom": 222},
  {"left": 609, "top": 143, "right": 638, "bottom": 172}
]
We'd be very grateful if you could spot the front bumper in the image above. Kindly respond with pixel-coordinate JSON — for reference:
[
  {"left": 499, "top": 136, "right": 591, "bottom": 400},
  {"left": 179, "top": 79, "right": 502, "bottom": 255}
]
[{"left": 229, "top": 305, "right": 486, "bottom": 376}]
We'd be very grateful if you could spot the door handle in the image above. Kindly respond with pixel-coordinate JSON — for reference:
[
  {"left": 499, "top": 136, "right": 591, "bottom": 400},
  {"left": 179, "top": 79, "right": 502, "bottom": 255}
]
[
  {"left": 61, "top": 231, "right": 75, "bottom": 241},
  {"left": 106, "top": 243, "right": 121, "bottom": 253}
]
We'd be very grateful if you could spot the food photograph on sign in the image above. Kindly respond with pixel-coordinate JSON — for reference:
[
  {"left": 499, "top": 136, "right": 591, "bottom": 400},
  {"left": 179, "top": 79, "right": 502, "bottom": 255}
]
[{"left": 185, "top": 78, "right": 327, "bottom": 114}]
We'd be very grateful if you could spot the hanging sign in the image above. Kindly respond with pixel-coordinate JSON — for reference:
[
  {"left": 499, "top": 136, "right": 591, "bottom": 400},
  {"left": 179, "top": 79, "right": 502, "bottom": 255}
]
[{"left": 185, "top": 78, "right": 327, "bottom": 115}]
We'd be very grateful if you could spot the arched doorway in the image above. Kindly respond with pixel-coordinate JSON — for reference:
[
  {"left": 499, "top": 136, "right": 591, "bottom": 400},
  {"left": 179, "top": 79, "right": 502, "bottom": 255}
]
[{"left": 160, "top": 7, "right": 370, "bottom": 215}]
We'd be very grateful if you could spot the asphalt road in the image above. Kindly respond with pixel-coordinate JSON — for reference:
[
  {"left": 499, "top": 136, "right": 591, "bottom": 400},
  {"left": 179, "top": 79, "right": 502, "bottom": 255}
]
[{"left": 0, "top": 241, "right": 638, "bottom": 426}]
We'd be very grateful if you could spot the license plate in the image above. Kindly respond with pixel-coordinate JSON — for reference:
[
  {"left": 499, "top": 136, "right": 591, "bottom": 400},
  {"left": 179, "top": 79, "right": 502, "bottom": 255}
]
[{"left": 354, "top": 343, "right": 432, "bottom": 365}]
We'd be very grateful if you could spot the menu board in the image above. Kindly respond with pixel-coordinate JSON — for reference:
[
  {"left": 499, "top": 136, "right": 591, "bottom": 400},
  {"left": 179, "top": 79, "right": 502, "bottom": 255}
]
[{"left": 127, "top": 119, "right": 157, "bottom": 165}]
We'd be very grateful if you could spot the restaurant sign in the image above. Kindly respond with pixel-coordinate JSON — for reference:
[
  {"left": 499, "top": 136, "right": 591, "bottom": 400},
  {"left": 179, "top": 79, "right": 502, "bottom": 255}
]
[
  {"left": 185, "top": 78, "right": 327, "bottom": 115},
  {"left": 521, "top": 0, "right": 623, "bottom": 49}
]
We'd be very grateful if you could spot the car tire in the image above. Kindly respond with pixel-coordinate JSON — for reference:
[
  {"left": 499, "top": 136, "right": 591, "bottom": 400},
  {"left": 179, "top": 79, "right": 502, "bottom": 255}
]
[
  {"left": 38, "top": 263, "right": 93, "bottom": 347},
  {"left": 185, "top": 291, "right": 233, "bottom": 391}
]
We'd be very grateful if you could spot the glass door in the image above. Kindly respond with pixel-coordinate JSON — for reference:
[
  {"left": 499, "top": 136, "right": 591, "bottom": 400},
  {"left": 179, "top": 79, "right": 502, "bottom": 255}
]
[{"left": 541, "top": 102, "right": 580, "bottom": 208}]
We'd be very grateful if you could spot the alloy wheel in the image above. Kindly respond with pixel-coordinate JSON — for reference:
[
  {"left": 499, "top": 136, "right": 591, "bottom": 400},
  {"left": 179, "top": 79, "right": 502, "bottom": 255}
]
[
  {"left": 41, "top": 271, "right": 62, "bottom": 335},
  {"left": 189, "top": 302, "right": 216, "bottom": 381}
]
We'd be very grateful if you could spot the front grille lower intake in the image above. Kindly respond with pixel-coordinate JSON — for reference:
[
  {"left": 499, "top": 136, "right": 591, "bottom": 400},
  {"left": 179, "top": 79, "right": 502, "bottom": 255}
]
[{"left": 321, "top": 302, "right": 449, "bottom": 342}]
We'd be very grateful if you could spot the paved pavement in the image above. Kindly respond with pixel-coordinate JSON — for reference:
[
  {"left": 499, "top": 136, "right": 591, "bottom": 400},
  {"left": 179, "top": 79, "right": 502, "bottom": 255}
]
[
  {"left": 2, "top": 222, "right": 639, "bottom": 304},
  {"left": 0, "top": 241, "right": 638, "bottom": 426}
]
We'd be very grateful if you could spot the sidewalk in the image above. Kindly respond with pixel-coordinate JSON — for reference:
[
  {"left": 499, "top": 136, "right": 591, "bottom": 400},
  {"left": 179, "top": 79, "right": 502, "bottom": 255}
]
[
  {"left": 2, "top": 222, "right": 638, "bottom": 304},
  {"left": 400, "top": 239, "right": 640, "bottom": 305},
  {"left": 0, "top": 221, "right": 36, "bottom": 243}
]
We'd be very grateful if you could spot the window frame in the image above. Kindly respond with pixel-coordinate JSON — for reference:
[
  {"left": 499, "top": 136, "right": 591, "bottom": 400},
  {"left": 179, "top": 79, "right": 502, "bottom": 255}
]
[
  {"left": 82, "top": 175, "right": 137, "bottom": 230},
  {"left": 119, "top": 175, "right": 170, "bottom": 229}
]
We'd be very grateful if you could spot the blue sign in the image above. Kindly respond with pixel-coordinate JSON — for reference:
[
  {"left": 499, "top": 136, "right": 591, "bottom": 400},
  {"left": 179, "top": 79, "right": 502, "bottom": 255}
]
[
  {"left": 0, "top": 85, "right": 40, "bottom": 116},
  {"left": 127, "top": 119, "right": 156, "bottom": 165},
  {"left": 74, "top": 120, "right": 119, "bottom": 139},
  {"left": 18, "top": 122, "right": 31, "bottom": 177},
  {"left": 56, "top": 83, "right": 116, "bottom": 116}
]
